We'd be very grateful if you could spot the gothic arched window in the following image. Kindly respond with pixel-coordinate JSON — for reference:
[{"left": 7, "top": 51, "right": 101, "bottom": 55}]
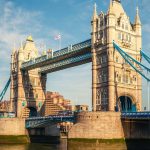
[
  {"left": 122, "top": 23, "right": 124, "bottom": 29},
  {"left": 125, "top": 24, "right": 128, "bottom": 30}
]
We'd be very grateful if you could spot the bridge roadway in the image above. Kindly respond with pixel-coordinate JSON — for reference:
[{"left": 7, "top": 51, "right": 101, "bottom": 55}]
[
  {"left": 26, "top": 115, "right": 74, "bottom": 128},
  {"left": 21, "top": 39, "right": 92, "bottom": 73},
  {"left": 26, "top": 112, "right": 150, "bottom": 129},
  {"left": 121, "top": 112, "right": 150, "bottom": 120}
]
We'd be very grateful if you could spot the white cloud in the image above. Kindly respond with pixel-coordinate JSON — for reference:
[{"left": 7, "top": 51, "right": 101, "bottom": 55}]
[
  {"left": 0, "top": 0, "right": 91, "bottom": 106},
  {"left": 0, "top": 1, "right": 43, "bottom": 97}
]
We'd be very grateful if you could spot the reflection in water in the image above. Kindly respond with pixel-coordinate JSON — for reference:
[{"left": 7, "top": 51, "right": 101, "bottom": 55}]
[
  {"left": 0, "top": 139, "right": 67, "bottom": 150},
  {"left": 0, "top": 139, "right": 150, "bottom": 150},
  {"left": 68, "top": 142, "right": 127, "bottom": 150},
  {"left": 0, "top": 144, "right": 28, "bottom": 150}
]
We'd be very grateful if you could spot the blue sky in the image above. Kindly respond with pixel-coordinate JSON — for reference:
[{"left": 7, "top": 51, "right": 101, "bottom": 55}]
[{"left": 0, "top": 0, "right": 150, "bottom": 110}]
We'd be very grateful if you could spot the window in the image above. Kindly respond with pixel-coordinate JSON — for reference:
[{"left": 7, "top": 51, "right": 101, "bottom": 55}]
[
  {"left": 100, "top": 20, "right": 103, "bottom": 26},
  {"left": 122, "top": 23, "right": 124, "bottom": 29},
  {"left": 129, "top": 35, "right": 131, "bottom": 42},
  {"left": 105, "top": 17, "right": 107, "bottom": 25},
  {"left": 122, "top": 33, "right": 124, "bottom": 40},
  {"left": 96, "top": 90, "right": 101, "bottom": 102},
  {"left": 123, "top": 75, "right": 128, "bottom": 83},
  {"left": 35, "top": 94, "right": 38, "bottom": 99},
  {"left": 116, "top": 56, "right": 119, "bottom": 62},
  {"left": 118, "top": 32, "right": 121, "bottom": 40},
  {"left": 125, "top": 24, "right": 128, "bottom": 30},
  {"left": 126, "top": 34, "right": 128, "bottom": 41},
  {"left": 118, "top": 75, "right": 121, "bottom": 82},
  {"left": 100, "top": 31, "right": 103, "bottom": 39}
]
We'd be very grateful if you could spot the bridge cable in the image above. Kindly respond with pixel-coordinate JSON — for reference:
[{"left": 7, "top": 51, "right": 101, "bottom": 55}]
[
  {"left": 141, "top": 50, "right": 150, "bottom": 64},
  {"left": 113, "top": 41, "right": 150, "bottom": 82},
  {"left": 0, "top": 78, "right": 11, "bottom": 101},
  {"left": 147, "top": 80, "right": 150, "bottom": 111},
  {"left": 115, "top": 44, "right": 150, "bottom": 72}
]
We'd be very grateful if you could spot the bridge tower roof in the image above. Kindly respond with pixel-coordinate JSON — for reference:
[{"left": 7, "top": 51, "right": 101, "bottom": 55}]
[
  {"left": 26, "top": 35, "right": 34, "bottom": 42},
  {"left": 135, "top": 7, "right": 141, "bottom": 25}
]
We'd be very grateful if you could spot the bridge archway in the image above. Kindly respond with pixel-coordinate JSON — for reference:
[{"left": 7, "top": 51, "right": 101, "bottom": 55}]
[
  {"left": 28, "top": 107, "right": 37, "bottom": 117},
  {"left": 22, "top": 107, "right": 37, "bottom": 118},
  {"left": 118, "top": 96, "right": 136, "bottom": 112}
]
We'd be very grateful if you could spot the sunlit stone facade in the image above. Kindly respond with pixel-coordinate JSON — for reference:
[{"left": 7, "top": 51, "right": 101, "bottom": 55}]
[
  {"left": 91, "top": 0, "right": 142, "bottom": 111},
  {"left": 10, "top": 36, "right": 46, "bottom": 117}
]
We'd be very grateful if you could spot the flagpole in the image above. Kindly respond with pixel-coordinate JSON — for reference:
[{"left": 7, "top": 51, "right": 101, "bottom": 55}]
[
  {"left": 54, "top": 34, "right": 61, "bottom": 50},
  {"left": 59, "top": 35, "right": 61, "bottom": 50}
]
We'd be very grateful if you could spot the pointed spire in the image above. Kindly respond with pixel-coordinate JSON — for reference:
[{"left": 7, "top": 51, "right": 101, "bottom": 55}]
[
  {"left": 12, "top": 41, "right": 16, "bottom": 54},
  {"left": 92, "top": 3, "right": 98, "bottom": 20},
  {"left": 19, "top": 40, "right": 23, "bottom": 52},
  {"left": 113, "top": 0, "right": 121, "bottom": 3},
  {"left": 108, "top": 0, "right": 114, "bottom": 14},
  {"left": 26, "top": 35, "right": 33, "bottom": 42},
  {"left": 135, "top": 6, "right": 141, "bottom": 25}
]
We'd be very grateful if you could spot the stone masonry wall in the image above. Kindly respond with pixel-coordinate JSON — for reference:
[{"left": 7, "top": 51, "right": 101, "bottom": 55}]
[
  {"left": 68, "top": 112, "right": 124, "bottom": 139},
  {"left": 0, "top": 118, "right": 26, "bottom": 135}
]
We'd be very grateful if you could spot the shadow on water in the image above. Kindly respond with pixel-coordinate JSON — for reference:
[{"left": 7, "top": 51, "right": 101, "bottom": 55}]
[
  {"left": 0, "top": 139, "right": 150, "bottom": 150},
  {"left": 68, "top": 141, "right": 127, "bottom": 150},
  {"left": 68, "top": 140, "right": 150, "bottom": 150},
  {"left": 0, "top": 139, "right": 67, "bottom": 150},
  {"left": 121, "top": 119, "right": 150, "bottom": 150}
]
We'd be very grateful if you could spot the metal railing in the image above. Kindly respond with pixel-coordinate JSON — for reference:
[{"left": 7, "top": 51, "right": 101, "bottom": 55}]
[
  {"left": 21, "top": 39, "right": 91, "bottom": 69},
  {"left": 40, "top": 53, "right": 91, "bottom": 73},
  {"left": 121, "top": 112, "right": 150, "bottom": 119}
]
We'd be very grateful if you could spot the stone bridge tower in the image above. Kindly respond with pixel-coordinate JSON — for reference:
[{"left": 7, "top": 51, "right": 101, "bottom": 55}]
[
  {"left": 10, "top": 36, "right": 46, "bottom": 118},
  {"left": 91, "top": 0, "right": 142, "bottom": 112}
]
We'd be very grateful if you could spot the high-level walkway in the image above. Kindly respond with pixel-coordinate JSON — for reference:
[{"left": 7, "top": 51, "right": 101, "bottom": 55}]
[{"left": 21, "top": 39, "right": 91, "bottom": 73}]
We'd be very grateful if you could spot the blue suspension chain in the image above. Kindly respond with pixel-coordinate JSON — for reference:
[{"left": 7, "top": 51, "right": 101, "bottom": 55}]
[
  {"left": 114, "top": 42, "right": 150, "bottom": 72},
  {"left": 0, "top": 77, "right": 11, "bottom": 101},
  {"left": 141, "top": 50, "right": 150, "bottom": 64},
  {"left": 113, "top": 42, "right": 150, "bottom": 82}
]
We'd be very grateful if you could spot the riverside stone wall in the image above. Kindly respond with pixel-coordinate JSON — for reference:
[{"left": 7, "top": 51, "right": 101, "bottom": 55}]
[
  {"left": 68, "top": 112, "right": 150, "bottom": 139},
  {"left": 0, "top": 118, "right": 26, "bottom": 135},
  {"left": 68, "top": 112, "right": 124, "bottom": 139}
]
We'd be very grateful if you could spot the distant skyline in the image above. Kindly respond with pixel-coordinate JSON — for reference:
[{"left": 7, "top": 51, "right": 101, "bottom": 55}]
[{"left": 0, "top": 0, "right": 149, "bottom": 110}]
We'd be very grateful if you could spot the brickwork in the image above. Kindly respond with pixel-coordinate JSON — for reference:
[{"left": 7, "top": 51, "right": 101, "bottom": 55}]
[
  {"left": 91, "top": 0, "right": 142, "bottom": 111},
  {"left": 10, "top": 36, "right": 46, "bottom": 118},
  {"left": 44, "top": 91, "right": 72, "bottom": 116},
  {"left": 68, "top": 112, "right": 150, "bottom": 139},
  {"left": 68, "top": 112, "right": 124, "bottom": 139},
  {"left": 0, "top": 118, "right": 26, "bottom": 135}
]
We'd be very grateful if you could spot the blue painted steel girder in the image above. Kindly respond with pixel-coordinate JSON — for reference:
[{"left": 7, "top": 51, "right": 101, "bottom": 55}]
[
  {"left": 25, "top": 115, "right": 75, "bottom": 128},
  {"left": 40, "top": 53, "right": 92, "bottom": 74},
  {"left": 121, "top": 112, "right": 150, "bottom": 120},
  {"left": 21, "top": 39, "right": 91, "bottom": 71}
]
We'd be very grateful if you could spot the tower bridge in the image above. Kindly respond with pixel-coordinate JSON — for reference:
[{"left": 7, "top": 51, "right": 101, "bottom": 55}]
[
  {"left": 0, "top": 0, "right": 149, "bottom": 117},
  {"left": 0, "top": 0, "right": 150, "bottom": 141}
]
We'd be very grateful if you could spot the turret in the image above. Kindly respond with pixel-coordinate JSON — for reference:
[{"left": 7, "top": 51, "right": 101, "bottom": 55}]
[
  {"left": 134, "top": 7, "right": 141, "bottom": 34},
  {"left": 18, "top": 41, "right": 24, "bottom": 62},
  {"left": 135, "top": 7, "right": 141, "bottom": 25},
  {"left": 11, "top": 42, "right": 17, "bottom": 71},
  {"left": 108, "top": 0, "right": 114, "bottom": 14},
  {"left": 11, "top": 48, "right": 16, "bottom": 64},
  {"left": 91, "top": 3, "right": 98, "bottom": 112},
  {"left": 107, "top": 0, "right": 115, "bottom": 44},
  {"left": 91, "top": 3, "right": 98, "bottom": 45},
  {"left": 134, "top": 7, "right": 142, "bottom": 51},
  {"left": 113, "top": 0, "right": 121, "bottom": 2}
]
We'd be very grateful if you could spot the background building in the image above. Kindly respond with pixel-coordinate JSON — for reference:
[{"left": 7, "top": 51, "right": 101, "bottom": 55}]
[{"left": 44, "top": 91, "right": 72, "bottom": 116}]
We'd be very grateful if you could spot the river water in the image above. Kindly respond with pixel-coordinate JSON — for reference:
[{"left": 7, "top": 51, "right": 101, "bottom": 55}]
[{"left": 0, "top": 139, "right": 150, "bottom": 150}]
